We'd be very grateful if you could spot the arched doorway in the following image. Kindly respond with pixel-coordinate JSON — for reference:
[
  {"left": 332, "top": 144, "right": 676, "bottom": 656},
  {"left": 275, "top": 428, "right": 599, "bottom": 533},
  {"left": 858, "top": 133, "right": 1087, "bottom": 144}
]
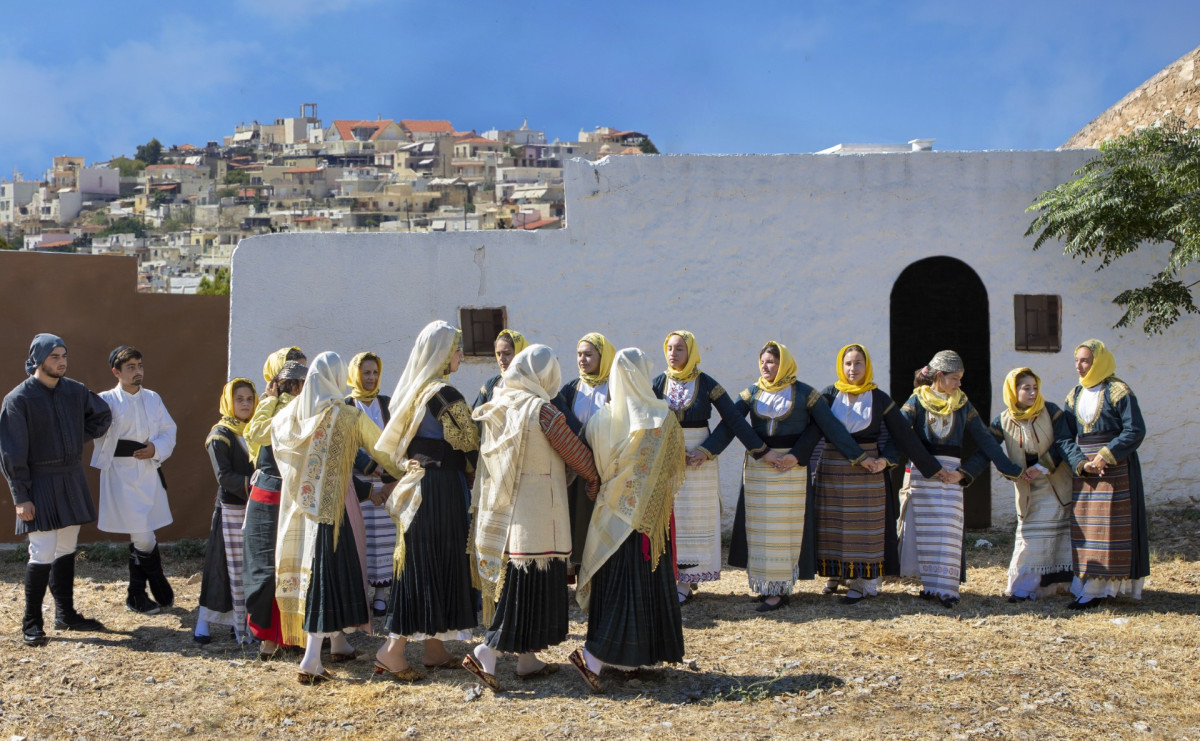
[{"left": 889, "top": 256, "right": 992, "bottom": 528}]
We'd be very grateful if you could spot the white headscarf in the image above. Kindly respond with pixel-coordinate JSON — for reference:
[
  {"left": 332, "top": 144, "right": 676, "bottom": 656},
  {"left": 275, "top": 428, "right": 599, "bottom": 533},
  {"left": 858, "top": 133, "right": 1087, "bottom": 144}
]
[
  {"left": 474, "top": 344, "right": 562, "bottom": 479},
  {"left": 472, "top": 344, "right": 564, "bottom": 619},
  {"left": 375, "top": 320, "right": 461, "bottom": 463},
  {"left": 585, "top": 347, "right": 670, "bottom": 478},
  {"left": 272, "top": 351, "right": 348, "bottom": 454}
]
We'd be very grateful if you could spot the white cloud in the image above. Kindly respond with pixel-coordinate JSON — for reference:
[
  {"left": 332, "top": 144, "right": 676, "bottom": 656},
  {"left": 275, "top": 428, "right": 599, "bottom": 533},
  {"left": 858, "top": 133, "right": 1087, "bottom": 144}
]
[{"left": 0, "top": 20, "right": 262, "bottom": 174}]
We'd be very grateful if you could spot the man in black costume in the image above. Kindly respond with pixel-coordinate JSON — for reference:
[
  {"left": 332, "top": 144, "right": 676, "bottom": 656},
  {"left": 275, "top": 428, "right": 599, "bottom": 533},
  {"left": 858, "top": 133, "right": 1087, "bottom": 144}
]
[{"left": 1, "top": 334, "right": 112, "bottom": 646}]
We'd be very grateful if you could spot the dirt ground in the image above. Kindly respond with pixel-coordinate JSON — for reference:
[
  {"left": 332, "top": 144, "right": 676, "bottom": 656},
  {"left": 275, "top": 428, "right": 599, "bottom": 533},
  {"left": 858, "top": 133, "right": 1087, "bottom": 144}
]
[{"left": 2, "top": 505, "right": 1199, "bottom": 741}]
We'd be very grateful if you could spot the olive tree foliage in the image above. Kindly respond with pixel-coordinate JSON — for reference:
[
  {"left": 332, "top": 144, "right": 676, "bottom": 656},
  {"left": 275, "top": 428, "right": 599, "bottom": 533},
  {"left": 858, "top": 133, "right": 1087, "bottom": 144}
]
[{"left": 1026, "top": 117, "right": 1200, "bottom": 335}]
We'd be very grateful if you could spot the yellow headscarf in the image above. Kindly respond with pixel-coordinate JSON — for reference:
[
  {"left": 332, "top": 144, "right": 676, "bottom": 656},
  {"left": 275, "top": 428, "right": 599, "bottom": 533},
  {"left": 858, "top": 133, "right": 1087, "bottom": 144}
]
[
  {"left": 496, "top": 329, "right": 528, "bottom": 356},
  {"left": 347, "top": 351, "right": 383, "bottom": 403},
  {"left": 262, "top": 346, "right": 301, "bottom": 385},
  {"left": 755, "top": 341, "right": 798, "bottom": 393},
  {"left": 578, "top": 332, "right": 616, "bottom": 387},
  {"left": 1076, "top": 339, "right": 1116, "bottom": 389},
  {"left": 833, "top": 343, "right": 877, "bottom": 395},
  {"left": 1003, "top": 367, "right": 1045, "bottom": 422},
  {"left": 663, "top": 330, "right": 701, "bottom": 383},
  {"left": 215, "top": 378, "right": 257, "bottom": 437}
]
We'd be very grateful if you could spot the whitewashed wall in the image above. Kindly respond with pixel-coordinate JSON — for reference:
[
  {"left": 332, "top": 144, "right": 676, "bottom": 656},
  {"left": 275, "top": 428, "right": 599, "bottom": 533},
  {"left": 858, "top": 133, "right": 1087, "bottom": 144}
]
[{"left": 230, "top": 151, "right": 1193, "bottom": 527}]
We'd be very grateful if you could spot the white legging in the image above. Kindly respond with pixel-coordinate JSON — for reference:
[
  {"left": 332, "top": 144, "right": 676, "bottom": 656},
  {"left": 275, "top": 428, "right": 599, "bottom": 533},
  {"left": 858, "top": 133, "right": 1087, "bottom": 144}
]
[
  {"left": 131, "top": 531, "right": 156, "bottom": 553},
  {"left": 27, "top": 526, "right": 81, "bottom": 565}
]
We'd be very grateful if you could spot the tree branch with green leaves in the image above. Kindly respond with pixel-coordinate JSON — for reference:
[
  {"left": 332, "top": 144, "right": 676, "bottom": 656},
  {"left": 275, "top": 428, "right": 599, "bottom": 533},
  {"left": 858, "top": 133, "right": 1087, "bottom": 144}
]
[{"left": 1026, "top": 117, "right": 1200, "bottom": 335}]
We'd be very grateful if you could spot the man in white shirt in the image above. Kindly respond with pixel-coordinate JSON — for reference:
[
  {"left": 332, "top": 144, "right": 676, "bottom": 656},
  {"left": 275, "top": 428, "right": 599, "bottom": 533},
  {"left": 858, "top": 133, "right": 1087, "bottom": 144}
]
[{"left": 91, "top": 346, "right": 177, "bottom": 615}]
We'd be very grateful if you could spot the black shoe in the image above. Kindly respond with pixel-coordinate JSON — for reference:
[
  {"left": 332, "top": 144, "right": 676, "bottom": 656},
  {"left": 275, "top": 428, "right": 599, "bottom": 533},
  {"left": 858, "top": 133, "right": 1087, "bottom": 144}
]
[
  {"left": 840, "top": 594, "right": 864, "bottom": 605},
  {"left": 49, "top": 551, "right": 103, "bottom": 631},
  {"left": 755, "top": 594, "right": 790, "bottom": 613},
  {"left": 55, "top": 613, "right": 104, "bottom": 631},
  {"left": 23, "top": 562, "right": 52, "bottom": 648},
  {"left": 141, "top": 545, "right": 175, "bottom": 609},
  {"left": 939, "top": 596, "right": 960, "bottom": 609},
  {"left": 1067, "top": 597, "right": 1107, "bottom": 611},
  {"left": 193, "top": 633, "right": 213, "bottom": 645},
  {"left": 1007, "top": 595, "right": 1031, "bottom": 604},
  {"left": 126, "top": 592, "right": 162, "bottom": 615},
  {"left": 918, "top": 590, "right": 937, "bottom": 601}
]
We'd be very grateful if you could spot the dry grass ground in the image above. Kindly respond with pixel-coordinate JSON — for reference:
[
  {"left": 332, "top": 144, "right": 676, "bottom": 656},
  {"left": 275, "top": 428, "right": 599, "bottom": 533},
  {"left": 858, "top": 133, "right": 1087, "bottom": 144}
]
[{"left": 3, "top": 505, "right": 1199, "bottom": 740}]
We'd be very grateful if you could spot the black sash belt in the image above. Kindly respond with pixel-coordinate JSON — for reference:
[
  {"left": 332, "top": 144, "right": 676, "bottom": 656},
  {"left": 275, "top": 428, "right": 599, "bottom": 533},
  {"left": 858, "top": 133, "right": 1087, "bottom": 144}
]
[
  {"left": 114, "top": 439, "right": 146, "bottom": 457},
  {"left": 113, "top": 439, "right": 167, "bottom": 489}
]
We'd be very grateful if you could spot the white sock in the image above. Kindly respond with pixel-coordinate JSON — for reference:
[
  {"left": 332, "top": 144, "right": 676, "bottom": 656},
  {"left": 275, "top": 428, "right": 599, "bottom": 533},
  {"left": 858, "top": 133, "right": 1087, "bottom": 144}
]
[
  {"left": 194, "top": 618, "right": 210, "bottom": 637},
  {"left": 582, "top": 647, "right": 603, "bottom": 674},
  {"left": 300, "top": 633, "right": 325, "bottom": 676},
  {"left": 329, "top": 632, "right": 352, "bottom": 655},
  {"left": 473, "top": 643, "right": 497, "bottom": 675}
]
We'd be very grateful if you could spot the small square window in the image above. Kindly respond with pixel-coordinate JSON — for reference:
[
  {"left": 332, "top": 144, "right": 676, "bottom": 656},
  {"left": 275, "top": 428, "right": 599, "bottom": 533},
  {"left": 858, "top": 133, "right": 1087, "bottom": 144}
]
[
  {"left": 1014, "top": 294, "right": 1061, "bottom": 352},
  {"left": 460, "top": 307, "right": 507, "bottom": 356}
]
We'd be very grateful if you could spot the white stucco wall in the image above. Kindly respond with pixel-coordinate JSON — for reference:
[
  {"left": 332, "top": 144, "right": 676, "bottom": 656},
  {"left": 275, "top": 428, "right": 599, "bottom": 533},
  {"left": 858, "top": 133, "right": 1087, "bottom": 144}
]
[{"left": 230, "top": 151, "right": 1193, "bottom": 527}]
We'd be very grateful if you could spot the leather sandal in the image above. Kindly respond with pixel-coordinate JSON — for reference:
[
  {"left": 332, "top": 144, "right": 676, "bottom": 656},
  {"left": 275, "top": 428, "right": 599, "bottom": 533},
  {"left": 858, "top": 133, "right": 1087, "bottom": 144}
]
[
  {"left": 296, "top": 669, "right": 334, "bottom": 686},
  {"left": 328, "top": 649, "right": 358, "bottom": 664},
  {"left": 373, "top": 659, "right": 424, "bottom": 682},
  {"left": 461, "top": 654, "right": 503, "bottom": 692},
  {"left": 569, "top": 648, "right": 603, "bottom": 693},
  {"left": 423, "top": 655, "right": 460, "bottom": 669},
  {"left": 516, "top": 662, "right": 560, "bottom": 680}
]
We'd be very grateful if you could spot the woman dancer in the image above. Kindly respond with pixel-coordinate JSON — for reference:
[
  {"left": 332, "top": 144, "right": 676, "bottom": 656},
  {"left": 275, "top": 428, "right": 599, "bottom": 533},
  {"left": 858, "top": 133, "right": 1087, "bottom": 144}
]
[
  {"left": 195, "top": 378, "right": 257, "bottom": 644},
  {"left": 463, "top": 345, "right": 600, "bottom": 691},
  {"left": 570, "top": 348, "right": 687, "bottom": 694},
  {"left": 1059, "top": 340, "right": 1148, "bottom": 610},
  {"left": 473, "top": 329, "right": 528, "bottom": 407},
  {"left": 652, "top": 330, "right": 767, "bottom": 602},
  {"left": 724, "top": 341, "right": 875, "bottom": 612},
  {"left": 272, "top": 352, "right": 403, "bottom": 684},
  {"left": 344, "top": 351, "right": 395, "bottom": 616},
  {"left": 970, "top": 367, "right": 1073, "bottom": 602},
  {"left": 898, "top": 350, "right": 1023, "bottom": 608},
  {"left": 243, "top": 350, "right": 306, "bottom": 657},
  {"left": 810, "top": 344, "right": 943, "bottom": 604},
  {"left": 373, "top": 321, "right": 479, "bottom": 681},
  {"left": 555, "top": 332, "right": 616, "bottom": 578}
]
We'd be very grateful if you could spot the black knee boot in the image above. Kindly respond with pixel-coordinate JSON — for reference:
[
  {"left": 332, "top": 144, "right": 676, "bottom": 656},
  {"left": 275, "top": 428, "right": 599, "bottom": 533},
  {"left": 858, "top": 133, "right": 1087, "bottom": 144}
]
[
  {"left": 23, "top": 562, "right": 52, "bottom": 647},
  {"left": 126, "top": 544, "right": 161, "bottom": 615},
  {"left": 50, "top": 552, "right": 104, "bottom": 631},
  {"left": 142, "top": 544, "right": 174, "bottom": 609}
]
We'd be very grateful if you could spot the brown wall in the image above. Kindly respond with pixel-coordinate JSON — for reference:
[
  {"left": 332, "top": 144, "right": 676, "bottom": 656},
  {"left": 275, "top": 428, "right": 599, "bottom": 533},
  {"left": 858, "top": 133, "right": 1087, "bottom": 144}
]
[{"left": 0, "top": 252, "right": 229, "bottom": 543}]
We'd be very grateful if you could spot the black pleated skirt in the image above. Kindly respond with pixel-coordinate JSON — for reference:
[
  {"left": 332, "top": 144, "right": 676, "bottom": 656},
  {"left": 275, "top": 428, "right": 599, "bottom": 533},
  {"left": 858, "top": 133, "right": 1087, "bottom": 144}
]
[
  {"left": 197, "top": 505, "right": 231, "bottom": 613},
  {"left": 304, "top": 510, "right": 369, "bottom": 634},
  {"left": 567, "top": 478, "right": 594, "bottom": 569},
  {"left": 585, "top": 532, "right": 685, "bottom": 668},
  {"left": 242, "top": 498, "right": 278, "bottom": 629},
  {"left": 385, "top": 469, "right": 477, "bottom": 637},
  {"left": 17, "top": 464, "right": 96, "bottom": 535},
  {"left": 484, "top": 559, "right": 568, "bottom": 653}
]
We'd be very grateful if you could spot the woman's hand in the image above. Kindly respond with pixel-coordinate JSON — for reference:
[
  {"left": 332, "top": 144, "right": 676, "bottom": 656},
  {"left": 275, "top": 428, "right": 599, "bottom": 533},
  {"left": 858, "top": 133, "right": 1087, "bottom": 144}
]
[
  {"left": 774, "top": 454, "right": 799, "bottom": 471},
  {"left": 1022, "top": 467, "right": 1043, "bottom": 482},
  {"left": 685, "top": 450, "right": 707, "bottom": 467},
  {"left": 938, "top": 468, "right": 964, "bottom": 484}
]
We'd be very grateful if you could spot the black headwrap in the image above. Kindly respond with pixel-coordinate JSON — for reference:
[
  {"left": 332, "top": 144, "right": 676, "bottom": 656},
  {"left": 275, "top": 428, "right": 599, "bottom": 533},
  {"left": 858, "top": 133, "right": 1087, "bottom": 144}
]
[
  {"left": 108, "top": 345, "right": 134, "bottom": 370},
  {"left": 277, "top": 361, "right": 308, "bottom": 382},
  {"left": 26, "top": 334, "right": 66, "bottom": 376}
]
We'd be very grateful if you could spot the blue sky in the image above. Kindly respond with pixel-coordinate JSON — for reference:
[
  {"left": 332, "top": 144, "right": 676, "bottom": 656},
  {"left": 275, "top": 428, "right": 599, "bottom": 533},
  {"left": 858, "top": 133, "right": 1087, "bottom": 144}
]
[{"left": 2, "top": 1, "right": 1197, "bottom": 178}]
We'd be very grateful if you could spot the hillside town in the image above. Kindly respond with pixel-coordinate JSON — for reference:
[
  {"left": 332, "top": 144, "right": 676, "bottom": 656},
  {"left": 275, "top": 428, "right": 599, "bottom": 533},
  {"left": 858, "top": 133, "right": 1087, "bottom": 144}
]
[{"left": 0, "top": 104, "right": 656, "bottom": 293}]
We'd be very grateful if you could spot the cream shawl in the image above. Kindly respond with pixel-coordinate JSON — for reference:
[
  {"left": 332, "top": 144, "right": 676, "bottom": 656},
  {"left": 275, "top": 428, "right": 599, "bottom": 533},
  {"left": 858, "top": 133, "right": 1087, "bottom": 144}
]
[
  {"left": 1001, "top": 408, "right": 1073, "bottom": 510},
  {"left": 373, "top": 320, "right": 462, "bottom": 576},
  {"left": 271, "top": 352, "right": 355, "bottom": 645},
  {"left": 576, "top": 348, "right": 686, "bottom": 611},
  {"left": 471, "top": 344, "right": 562, "bottom": 623}
]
